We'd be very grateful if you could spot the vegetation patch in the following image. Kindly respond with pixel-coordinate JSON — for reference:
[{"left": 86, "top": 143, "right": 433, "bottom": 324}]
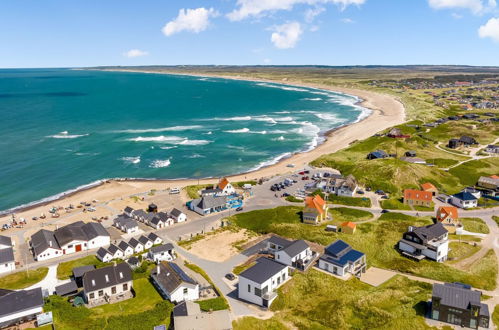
[
  {"left": 460, "top": 217, "right": 490, "bottom": 234},
  {"left": 185, "top": 184, "right": 212, "bottom": 199},
  {"left": 330, "top": 207, "right": 373, "bottom": 222},
  {"left": 233, "top": 317, "right": 288, "bottom": 330},
  {"left": 57, "top": 255, "right": 111, "bottom": 280},
  {"left": 447, "top": 242, "right": 480, "bottom": 264},
  {"left": 426, "top": 158, "right": 459, "bottom": 168},
  {"left": 380, "top": 197, "right": 411, "bottom": 210},
  {"left": 184, "top": 262, "right": 229, "bottom": 311},
  {"left": 285, "top": 195, "right": 303, "bottom": 203},
  {"left": 233, "top": 261, "right": 257, "bottom": 275},
  {"left": 493, "top": 216, "right": 499, "bottom": 226},
  {"left": 329, "top": 195, "right": 371, "bottom": 207},
  {"left": 493, "top": 305, "right": 499, "bottom": 330},
  {"left": 0, "top": 267, "right": 48, "bottom": 290},
  {"left": 449, "top": 158, "right": 499, "bottom": 187},
  {"left": 235, "top": 180, "right": 257, "bottom": 188}
]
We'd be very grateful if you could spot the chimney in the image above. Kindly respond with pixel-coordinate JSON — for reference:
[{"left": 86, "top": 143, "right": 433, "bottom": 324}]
[
  {"left": 49, "top": 241, "right": 52, "bottom": 247},
  {"left": 119, "top": 272, "right": 123, "bottom": 279}
]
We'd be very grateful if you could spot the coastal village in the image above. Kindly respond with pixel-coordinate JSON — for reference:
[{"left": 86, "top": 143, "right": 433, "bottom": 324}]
[{"left": 0, "top": 71, "right": 498, "bottom": 330}]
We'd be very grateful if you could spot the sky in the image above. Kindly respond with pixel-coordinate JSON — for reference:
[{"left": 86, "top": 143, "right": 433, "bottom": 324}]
[{"left": 1, "top": 0, "right": 499, "bottom": 68}]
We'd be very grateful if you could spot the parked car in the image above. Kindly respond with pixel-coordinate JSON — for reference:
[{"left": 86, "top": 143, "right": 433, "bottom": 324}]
[
  {"left": 357, "top": 190, "right": 365, "bottom": 195},
  {"left": 225, "top": 273, "right": 236, "bottom": 281},
  {"left": 381, "top": 195, "right": 389, "bottom": 199},
  {"left": 298, "top": 171, "right": 305, "bottom": 175},
  {"left": 375, "top": 190, "right": 385, "bottom": 195},
  {"left": 235, "top": 207, "right": 243, "bottom": 212},
  {"left": 282, "top": 193, "right": 290, "bottom": 197},
  {"left": 170, "top": 187, "right": 180, "bottom": 194},
  {"left": 381, "top": 209, "right": 390, "bottom": 214}
]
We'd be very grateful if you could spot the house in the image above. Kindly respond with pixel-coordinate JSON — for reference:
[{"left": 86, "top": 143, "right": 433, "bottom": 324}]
[
  {"left": 118, "top": 241, "right": 134, "bottom": 258},
  {"left": 326, "top": 174, "right": 358, "bottom": 197},
  {"left": 436, "top": 206, "right": 461, "bottom": 234},
  {"left": 0, "top": 288, "right": 44, "bottom": 329},
  {"left": 107, "top": 244, "right": 124, "bottom": 259},
  {"left": 0, "top": 247, "right": 15, "bottom": 274},
  {"left": 132, "top": 209, "right": 148, "bottom": 223},
  {"left": 96, "top": 247, "right": 113, "bottom": 262},
  {"left": 403, "top": 189, "right": 433, "bottom": 207},
  {"left": 238, "top": 258, "right": 290, "bottom": 308},
  {"left": 448, "top": 138, "right": 462, "bottom": 149},
  {"left": 266, "top": 236, "right": 315, "bottom": 270},
  {"left": 157, "top": 212, "right": 175, "bottom": 227},
  {"left": 477, "top": 176, "right": 499, "bottom": 191},
  {"left": 405, "top": 150, "right": 417, "bottom": 157},
  {"left": 421, "top": 182, "right": 438, "bottom": 196},
  {"left": 128, "top": 238, "right": 144, "bottom": 254},
  {"left": 151, "top": 262, "right": 199, "bottom": 303},
  {"left": 124, "top": 206, "right": 134, "bottom": 217},
  {"left": 73, "top": 265, "right": 96, "bottom": 287},
  {"left": 148, "top": 232, "right": 163, "bottom": 245},
  {"left": 200, "top": 187, "right": 223, "bottom": 197},
  {"left": 173, "top": 301, "right": 232, "bottom": 330},
  {"left": 148, "top": 243, "right": 176, "bottom": 263},
  {"left": 398, "top": 223, "right": 449, "bottom": 262},
  {"left": 387, "top": 128, "right": 410, "bottom": 138},
  {"left": 366, "top": 150, "right": 388, "bottom": 160},
  {"left": 463, "top": 187, "right": 481, "bottom": 199},
  {"left": 340, "top": 222, "right": 357, "bottom": 234},
  {"left": 218, "top": 177, "right": 236, "bottom": 195},
  {"left": 317, "top": 240, "right": 366, "bottom": 278},
  {"left": 189, "top": 195, "right": 228, "bottom": 216},
  {"left": 302, "top": 194, "right": 328, "bottom": 225},
  {"left": 430, "top": 282, "right": 489, "bottom": 329},
  {"left": 170, "top": 208, "right": 187, "bottom": 223},
  {"left": 83, "top": 263, "right": 133, "bottom": 307},
  {"left": 484, "top": 144, "right": 499, "bottom": 153},
  {"left": 149, "top": 215, "right": 168, "bottom": 230},
  {"left": 450, "top": 192, "right": 478, "bottom": 209},
  {"left": 459, "top": 136, "right": 478, "bottom": 146},
  {"left": 127, "top": 256, "right": 141, "bottom": 269},
  {"left": 0, "top": 235, "right": 13, "bottom": 250},
  {"left": 30, "top": 221, "right": 110, "bottom": 261},
  {"left": 113, "top": 215, "right": 139, "bottom": 234},
  {"left": 138, "top": 235, "right": 153, "bottom": 250}
]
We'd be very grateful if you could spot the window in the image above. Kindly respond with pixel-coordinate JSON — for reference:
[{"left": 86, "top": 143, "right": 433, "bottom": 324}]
[
  {"left": 68, "top": 245, "right": 73, "bottom": 248},
  {"left": 277, "top": 255, "right": 280, "bottom": 259},
  {"left": 282, "top": 273, "right": 286, "bottom": 281},
  {"left": 254, "top": 287, "right": 262, "bottom": 297},
  {"left": 247, "top": 284, "right": 251, "bottom": 293},
  {"left": 111, "top": 286, "right": 117, "bottom": 295},
  {"left": 98, "top": 290, "right": 103, "bottom": 297},
  {"left": 183, "top": 288, "right": 188, "bottom": 295},
  {"left": 89, "top": 293, "right": 95, "bottom": 299},
  {"left": 123, "top": 283, "right": 128, "bottom": 291}
]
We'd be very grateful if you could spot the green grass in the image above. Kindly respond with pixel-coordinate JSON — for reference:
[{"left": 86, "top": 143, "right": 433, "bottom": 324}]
[
  {"left": 380, "top": 197, "right": 411, "bottom": 210},
  {"left": 426, "top": 158, "right": 459, "bottom": 168},
  {"left": 493, "top": 305, "right": 499, "bottom": 330},
  {"left": 230, "top": 206, "right": 303, "bottom": 233},
  {"left": 233, "top": 261, "right": 256, "bottom": 275},
  {"left": 447, "top": 242, "right": 481, "bottom": 264},
  {"left": 413, "top": 205, "right": 435, "bottom": 212},
  {"left": 449, "top": 158, "right": 499, "bottom": 187},
  {"left": 285, "top": 195, "right": 303, "bottom": 203},
  {"left": 57, "top": 255, "right": 111, "bottom": 280},
  {"left": 185, "top": 184, "right": 212, "bottom": 199},
  {"left": 0, "top": 267, "right": 48, "bottom": 290},
  {"left": 494, "top": 216, "right": 499, "bottom": 226},
  {"left": 44, "top": 278, "right": 173, "bottom": 330},
  {"left": 448, "top": 234, "right": 482, "bottom": 242},
  {"left": 461, "top": 217, "right": 490, "bottom": 234},
  {"left": 235, "top": 180, "right": 257, "bottom": 188},
  {"left": 329, "top": 195, "right": 371, "bottom": 207},
  {"left": 184, "top": 262, "right": 229, "bottom": 311},
  {"left": 233, "top": 317, "right": 288, "bottom": 330},
  {"left": 196, "top": 297, "right": 230, "bottom": 312},
  {"left": 330, "top": 207, "right": 373, "bottom": 222}
]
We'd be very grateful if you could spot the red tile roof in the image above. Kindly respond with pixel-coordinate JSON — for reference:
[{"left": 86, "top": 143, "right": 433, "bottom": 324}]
[
  {"left": 404, "top": 189, "right": 433, "bottom": 202},
  {"left": 218, "top": 178, "right": 230, "bottom": 190},
  {"left": 436, "top": 206, "right": 458, "bottom": 222},
  {"left": 341, "top": 221, "right": 356, "bottom": 229},
  {"left": 421, "top": 182, "right": 437, "bottom": 192},
  {"left": 305, "top": 195, "right": 326, "bottom": 215}
]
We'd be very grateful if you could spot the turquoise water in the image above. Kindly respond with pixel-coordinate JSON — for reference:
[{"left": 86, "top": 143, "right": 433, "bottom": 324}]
[{"left": 0, "top": 69, "right": 368, "bottom": 212}]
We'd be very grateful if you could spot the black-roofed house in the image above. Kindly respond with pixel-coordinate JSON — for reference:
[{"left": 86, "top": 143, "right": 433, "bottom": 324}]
[
  {"left": 113, "top": 215, "right": 139, "bottom": 234},
  {"left": 448, "top": 138, "right": 463, "bottom": 149},
  {"left": 124, "top": 206, "right": 134, "bottom": 217},
  {"left": 128, "top": 237, "right": 144, "bottom": 254},
  {"left": 55, "top": 280, "right": 78, "bottom": 297},
  {"left": 118, "top": 241, "right": 134, "bottom": 258},
  {"left": 151, "top": 262, "right": 199, "bottom": 303},
  {"left": 149, "top": 214, "right": 170, "bottom": 230},
  {"left": 96, "top": 247, "right": 113, "bottom": 263},
  {"left": 127, "top": 256, "right": 140, "bottom": 269},
  {"left": 430, "top": 282, "right": 489, "bottom": 329},
  {"left": 238, "top": 257, "right": 290, "bottom": 308},
  {"left": 147, "top": 232, "right": 163, "bottom": 245},
  {"left": 459, "top": 136, "right": 478, "bottom": 146},
  {"left": 173, "top": 301, "right": 232, "bottom": 330},
  {"left": 318, "top": 240, "right": 366, "bottom": 278},
  {"left": 398, "top": 222, "right": 449, "bottom": 262},
  {"left": 147, "top": 244, "right": 175, "bottom": 263},
  {"left": 0, "top": 288, "right": 44, "bottom": 328},
  {"left": 366, "top": 150, "right": 388, "bottom": 160},
  {"left": 107, "top": 244, "right": 124, "bottom": 260},
  {"left": 170, "top": 208, "right": 187, "bottom": 223},
  {"left": 83, "top": 263, "right": 133, "bottom": 307},
  {"left": 189, "top": 195, "right": 228, "bottom": 216},
  {"left": 73, "top": 265, "right": 96, "bottom": 287},
  {"left": 450, "top": 191, "right": 479, "bottom": 209},
  {"left": 30, "top": 221, "right": 110, "bottom": 261},
  {"left": 138, "top": 235, "right": 153, "bottom": 250},
  {"left": 0, "top": 235, "right": 15, "bottom": 275},
  {"left": 0, "top": 235, "right": 13, "bottom": 250},
  {"left": 266, "top": 236, "right": 315, "bottom": 270},
  {"left": 132, "top": 209, "right": 148, "bottom": 223}
]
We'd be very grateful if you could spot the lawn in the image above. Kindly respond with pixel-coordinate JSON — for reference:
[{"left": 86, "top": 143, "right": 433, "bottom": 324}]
[
  {"left": 493, "top": 305, "right": 499, "bottom": 330},
  {"left": 248, "top": 271, "right": 434, "bottom": 330},
  {"left": 184, "top": 262, "right": 229, "bottom": 311},
  {"left": 413, "top": 205, "right": 435, "bottom": 212},
  {"left": 330, "top": 207, "right": 373, "bottom": 222},
  {"left": 185, "top": 184, "right": 212, "bottom": 199},
  {"left": 460, "top": 218, "right": 490, "bottom": 234},
  {"left": 494, "top": 216, "right": 499, "bottom": 226},
  {"left": 44, "top": 278, "right": 173, "bottom": 330},
  {"left": 426, "top": 158, "right": 459, "bottom": 168},
  {"left": 380, "top": 197, "right": 411, "bottom": 210},
  {"left": 0, "top": 267, "right": 48, "bottom": 290},
  {"left": 447, "top": 242, "right": 481, "bottom": 264},
  {"left": 329, "top": 195, "right": 372, "bottom": 207},
  {"left": 233, "top": 317, "right": 288, "bottom": 330},
  {"left": 233, "top": 261, "right": 256, "bottom": 275},
  {"left": 230, "top": 207, "right": 498, "bottom": 290},
  {"left": 285, "top": 195, "right": 303, "bottom": 203},
  {"left": 57, "top": 255, "right": 111, "bottom": 280},
  {"left": 449, "top": 158, "right": 499, "bottom": 187}
]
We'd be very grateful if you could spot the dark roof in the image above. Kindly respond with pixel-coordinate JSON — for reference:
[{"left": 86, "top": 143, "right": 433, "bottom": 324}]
[
  {"left": 0, "top": 235, "right": 12, "bottom": 247},
  {"left": 157, "top": 212, "right": 171, "bottom": 221},
  {"left": 173, "top": 301, "right": 189, "bottom": 317},
  {"left": 96, "top": 247, "right": 111, "bottom": 259},
  {"left": 194, "top": 195, "right": 227, "bottom": 209},
  {"left": 453, "top": 191, "right": 478, "bottom": 201},
  {"left": 367, "top": 150, "right": 388, "bottom": 159},
  {"left": 170, "top": 208, "right": 183, "bottom": 217},
  {"left": 410, "top": 222, "right": 448, "bottom": 242},
  {"left": 55, "top": 280, "right": 78, "bottom": 296},
  {"left": 107, "top": 244, "right": 120, "bottom": 255},
  {"left": 54, "top": 221, "right": 88, "bottom": 246},
  {"left": 150, "top": 243, "right": 174, "bottom": 254},
  {"left": 459, "top": 136, "right": 477, "bottom": 144},
  {"left": 124, "top": 206, "right": 134, "bottom": 214},
  {"left": 433, "top": 283, "right": 487, "bottom": 315},
  {"left": 150, "top": 216, "right": 164, "bottom": 226},
  {"left": 118, "top": 241, "right": 131, "bottom": 251},
  {"left": 0, "top": 288, "right": 44, "bottom": 318},
  {"left": 73, "top": 265, "right": 96, "bottom": 278},
  {"left": 31, "top": 229, "right": 60, "bottom": 255},
  {"left": 134, "top": 209, "right": 147, "bottom": 218},
  {"left": 127, "top": 256, "right": 140, "bottom": 266},
  {"left": 0, "top": 247, "right": 15, "bottom": 264},
  {"left": 147, "top": 232, "right": 161, "bottom": 242},
  {"left": 282, "top": 240, "right": 309, "bottom": 258},
  {"left": 268, "top": 235, "right": 291, "bottom": 247},
  {"left": 239, "top": 258, "right": 287, "bottom": 284},
  {"left": 151, "top": 262, "right": 197, "bottom": 294},
  {"left": 83, "top": 263, "right": 132, "bottom": 293},
  {"left": 321, "top": 240, "right": 364, "bottom": 267},
  {"left": 82, "top": 222, "right": 109, "bottom": 239},
  {"left": 201, "top": 188, "right": 222, "bottom": 195},
  {"left": 128, "top": 237, "right": 142, "bottom": 248},
  {"left": 138, "top": 235, "right": 151, "bottom": 245}
]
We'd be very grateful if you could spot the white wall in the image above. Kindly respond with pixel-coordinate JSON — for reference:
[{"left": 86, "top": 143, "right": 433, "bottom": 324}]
[
  {"left": 86, "top": 280, "right": 133, "bottom": 303},
  {"left": 60, "top": 239, "right": 88, "bottom": 254},
  {"left": 318, "top": 259, "right": 347, "bottom": 276},
  {"left": 111, "top": 250, "right": 124, "bottom": 259},
  {"left": 133, "top": 245, "right": 144, "bottom": 254},
  {"left": 97, "top": 253, "right": 113, "bottom": 263},
  {"left": 0, "top": 261, "right": 15, "bottom": 274},
  {"left": 238, "top": 266, "right": 289, "bottom": 307},
  {"left": 35, "top": 247, "right": 62, "bottom": 261},
  {"left": 88, "top": 236, "right": 110, "bottom": 249},
  {"left": 175, "top": 213, "right": 187, "bottom": 223},
  {"left": 0, "top": 306, "right": 43, "bottom": 326},
  {"left": 169, "top": 284, "right": 199, "bottom": 303},
  {"left": 149, "top": 251, "right": 175, "bottom": 263},
  {"left": 450, "top": 196, "right": 477, "bottom": 209}
]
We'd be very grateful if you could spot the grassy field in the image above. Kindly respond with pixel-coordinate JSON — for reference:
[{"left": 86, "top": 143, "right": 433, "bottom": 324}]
[
  {"left": 380, "top": 197, "right": 411, "bottom": 210},
  {"left": 329, "top": 195, "right": 372, "bottom": 207},
  {"left": 285, "top": 195, "right": 303, "bottom": 203},
  {"left": 449, "top": 158, "right": 499, "bottom": 187},
  {"left": 233, "top": 317, "right": 288, "bottom": 330},
  {"left": 460, "top": 218, "right": 490, "bottom": 234},
  {"left": 44, "top": 278, "right": 173, "bottom": 330},
  {"left": 184, "top": 262, "right": 229, "bottom": 311},
  {"left": 330, "top": 207, "right": 373, "bottom": 222},
  {"left": 233, "top": 261, "right": 256, "bottom": 275},
  {"left": 185, "top": 184, "right": 212, "bottom": 199},
  {"left": 493, "top": 305, "right": 499, "bottom": 330},
  {"left": 57, "top": 255, "right": 111, "bottom": 280},
  {"left": 447, "top": 242, "right": 481, "bottom": 264},
  {"left": 494, "top": 216, "right": 499, "bottom": 226},
  {"left": 0, "top": 267, "right": 48, "bottom": 290}
]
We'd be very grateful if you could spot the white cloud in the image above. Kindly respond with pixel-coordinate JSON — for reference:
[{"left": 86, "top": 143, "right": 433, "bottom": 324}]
[
  {"left": 305, "top": 7, "right": 325, "bottom": 23},
  {"left": 479, "top": 17, "right": 499, "bottom": 41},
  {"left": 123, "top": 49, "right": 149, "bottom": 58},
  {"left": 451, "top": 12, "right": 464, "bottom": 18},
  {"left": 227, "top": 0, "right": 365, "bottom": 21},
  {"left": 270, "top": 22, "right": 303, "bottom": 49},
  {"left": 340, "top": 18, "right": 355, "bottom": 23},
  {"left": 162, "top": 8, "right": 219, "bottom": 36},
  {"left": 428, "top": 0, "right": 496, "bottom": 14}
]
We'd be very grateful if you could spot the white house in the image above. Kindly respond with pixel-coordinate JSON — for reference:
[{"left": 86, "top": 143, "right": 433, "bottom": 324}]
[
  {"left": 138, "top": 236, "right": 153, "bottom": 250},
  {"left": 238, "top": 258, "right": 290, "bottom": 308},
  {"left": 318, "top": 240, "right": 366, "bottom": 278},
  {"left": 485, "top": 145, "right": 499, "bottom": 153},
  {"left": 326, "top": 174, "right": 358, "bottom": 197},
  {"left": 83, "top": 263, "right": 133, "bottom": 307},
  {"left": 124, "top": 206, "right": 135, "bottom": 217},
  {"left": 96, "top": 247, "right": 113, "bottom": 263},
  {"left": 170, "top": 208, "right": 187, "bottom": 223},
  {"left": 113, "top": 215, "right": 139, "bottom": 234},
  {"left": 398, "top": 223, "right": 449, "bottom": 262},
  {"left": 0, "top": 288, "right": 44, "bottom": 329},
  {"left": 266, "top": 236, "right": 314, "bottom": 270},
  {"left": 450, "top": 191, "right": 478, "bottom": 209},
  {"left": 0, "top": 235, "right": 13, "bottom": 250},
  {"left": 147, "top": 233, "right": 163, "bottom": 245},
  {"left": 218, "top": 177, "right": 236, "bottom": 196},
  {"left": 118, "top": 241, "right": 134, "bottom": 258},
  {"left": 148, "top": 244, "right": 175, "bottom": 263},
  {"left": 189, "top": 195, "right": 227, "bottom": 216},
  {"left": 107, "top": 244, "right": 124, "bottom": 260},
  {"left": 151, "top": 262, "right": 199, "bottom": 303},
  {"left": 128, "top": 238, "right": 144, "bottom": 254},
  {"left": 0, "top": 248, "right": 16, "bottom": 275}
]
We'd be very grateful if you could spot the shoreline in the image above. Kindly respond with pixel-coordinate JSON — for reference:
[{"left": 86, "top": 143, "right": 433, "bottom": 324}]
[{"left": 0, "top": 69, "right": 406, "bottom": 217}]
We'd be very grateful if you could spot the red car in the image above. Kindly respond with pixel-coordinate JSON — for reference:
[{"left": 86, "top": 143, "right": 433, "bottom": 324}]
[{"left": 298, "top": 171, "right": 305, "bottom": 175}]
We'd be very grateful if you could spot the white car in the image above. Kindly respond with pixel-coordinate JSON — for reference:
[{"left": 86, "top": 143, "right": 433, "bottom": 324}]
[{"left": 170, "top": 187, "right": 180, "bottom": 194}]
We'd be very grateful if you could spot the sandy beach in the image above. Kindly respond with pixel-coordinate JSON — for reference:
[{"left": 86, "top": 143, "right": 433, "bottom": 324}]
[{"left": 0, "top": 70, "right": 406, "bottom": 223}]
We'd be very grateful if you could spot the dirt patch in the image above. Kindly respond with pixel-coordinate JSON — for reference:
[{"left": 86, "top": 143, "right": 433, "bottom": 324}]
[{"left": 188, "top": 229, "right": 253, "bottom": 262}]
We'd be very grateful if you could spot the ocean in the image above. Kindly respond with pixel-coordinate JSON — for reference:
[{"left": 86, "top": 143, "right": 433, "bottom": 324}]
[{"left": 0, "top": 68, "right": 368, "bottom": 212}]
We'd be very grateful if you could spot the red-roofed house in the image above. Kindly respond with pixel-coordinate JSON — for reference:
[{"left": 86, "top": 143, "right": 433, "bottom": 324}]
[
  {"left": 421, "top": 182, "right": 438, "bottom": 196},
  {"left": 303, "top": 195, "right": 329, "bottom": 225},
  {"left": 403, "top": 189, "right": 433, "bottom": 207},
  {"left": 340, "top": 222, "right": 357, "bottom": 235},
  {"left": 436, "top": 206, "right": 461, "bottom": 233},
  {"left": 217, "top": 177, "right": 235, "bottom": 195}
]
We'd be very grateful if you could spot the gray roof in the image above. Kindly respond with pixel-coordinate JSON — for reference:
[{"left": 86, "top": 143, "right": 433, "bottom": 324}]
[
  {"left": 0, "top": 288, "right": 44, "bottom": 319},
  {"left": 138, "top": 235, "right": 151, "bottom": 245},
  {"left": 55, "top": 280, "right": 78, "bottom": 296},
  {"left": 268, "top": 235, "right": 291, "bottom": 248},
  {"left": 433, "top": 283, "right": 488, "bottom": 315},
  {"left": 147, "top": 232, "right": 161, "bottom": 242},
  {"left": 201, "top": 188, "right": 223, "bottom": 195},
  {"left": 239, "top": 258, "right": 287, "bottom": 284},
  {"left": 83, "top": 263, "right": 132, "bottom": 293},
  {"left": 150, "top": 243, "right": 174, "bottom": 254},
  {"left": 194, "top": 195, "right": 227, "bottom": 210},
  {"left": 0, "top": 247, "right": 14, "bottom": 264},
  {"left": 151, "top": 262, "right": 197, "bottom": 294},
  {"left": 411, "top": 222, "right": 448, "bottom": 242},
  {"left": 82, "top": 222, "right": 109, "bottom": 240},
  {"left": 150, "top": 216, "right": 164, "bottom": 226},
  {"left": 170, "top": 208, "right": 183, "bottom": 217},
  {"left": 118, "top": 241, "right": 131, "bottom": 252},
  {"left": 173, "top": 301, "right": 201, "bottom": 317},
  {"left": 128, "top": 238, "right": 142, "bottom": 248},
  {"left": 31, "top": 229, "right": 60, "bottom": 255},
  {"left": 0, "top": 235, "right": 12, "bottom": 247},
  {"left": 282, "top": 240, "right": 309, "bottom": 258},
  {"left": 107, "top": 244, "right": 120, "bottom": 255},
  {"left": 134, "top": 209, "right": 147, "bottom": 218},
  {"left": 127, "top": 256, "right": 140, "bottom": 266},
  {"left": 124, "top": 206, "right": 134, "bottom": 214},
  {"left": 73, "top": 265, "right": 96, "bottom": 278},
  {"left": 157, "top": 212, "right": 171, "bottom": 221},
  {"left": 54, "top": 221, "right": 88, "bottom": 246},
  {"left": 96, "top": 247, "right": 111, "bottom": 259}
]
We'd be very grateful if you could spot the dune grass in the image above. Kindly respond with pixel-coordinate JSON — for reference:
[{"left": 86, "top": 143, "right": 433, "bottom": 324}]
[
  {"left": 493, "top": 305, "right": 499, "bottom": 330},
  {"left": 449, "top": 158, "right": 499, "bottom": 187},
  {"left": 185, "top": 184, "right": 212, "bottom": 199},
  {"left": 447, "top": 242, "right": 481, "bottom": 264},
  {"left": 460, "top": 217, "right": 490, "bottom": 234},
  {"left": 57, "top": 255, "right": 111, "bottom": 280},
  {"left": 330, "top": 207, "right": 373, "bottom": 222},
  {"left": 329, "top": 195, "right": 372, "bottom": 207},
  {"left": 0, "top": 267, "right": 48, "bottom": 290},
  {"left": 494, "top": 216, "right": 499, "bottom": 226},
  {"left": 233, "top": 317, "right": 288, "bottom": 330},
  {"left": 380, "top": 197, "right": 411, "bottom": 210}
]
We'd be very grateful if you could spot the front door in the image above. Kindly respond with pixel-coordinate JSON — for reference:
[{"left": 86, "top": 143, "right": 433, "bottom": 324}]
[{"left": 75, "top": 244, "right": 82, "bottom": 252}]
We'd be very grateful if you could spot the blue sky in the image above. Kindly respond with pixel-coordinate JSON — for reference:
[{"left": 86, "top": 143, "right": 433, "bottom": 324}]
[{"left": 1, "top": 0, "right": 498, "bottom": 68}]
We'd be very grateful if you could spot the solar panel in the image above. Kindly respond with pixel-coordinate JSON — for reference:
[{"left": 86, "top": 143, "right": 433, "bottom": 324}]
[{"left": 169, "top": 263, "right": 194, "bottom": 283}]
